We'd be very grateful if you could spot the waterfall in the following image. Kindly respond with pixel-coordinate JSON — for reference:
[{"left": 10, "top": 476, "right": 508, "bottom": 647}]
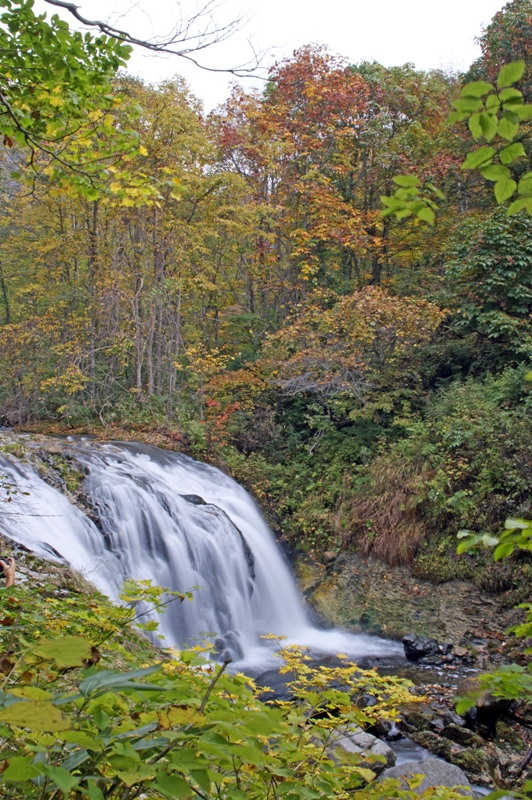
[{"left": 0, "top": 440, "right": 401, "bottom": 669}]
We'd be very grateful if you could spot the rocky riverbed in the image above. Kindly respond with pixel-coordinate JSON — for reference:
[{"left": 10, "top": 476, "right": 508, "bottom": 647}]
[{"left": 295, "top": 550, "right": 532, "bottom": 790}]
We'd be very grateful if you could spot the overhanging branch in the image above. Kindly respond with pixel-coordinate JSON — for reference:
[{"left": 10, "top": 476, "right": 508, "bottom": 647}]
[{"left": 43, "top": 0, "right": 267, "bottom": 77}]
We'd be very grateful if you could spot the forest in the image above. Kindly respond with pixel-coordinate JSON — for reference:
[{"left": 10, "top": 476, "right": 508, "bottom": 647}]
[
  {"left": 1, "top": 0, "right": 532, "bottom": 796},
  {"left": 2, "top": 0, "right": 532, "bottom": 578}
]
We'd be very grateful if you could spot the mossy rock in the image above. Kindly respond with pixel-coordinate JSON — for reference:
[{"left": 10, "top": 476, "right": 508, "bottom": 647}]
[
  {"left": 451, "top": 750, "right": 487, "bottom": 775},
  {"left": 410, "top": 731, "right": 452, "bottom": 760}
]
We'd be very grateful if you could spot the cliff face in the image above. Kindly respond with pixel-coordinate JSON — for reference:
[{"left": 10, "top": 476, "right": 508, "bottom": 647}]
[{"left": 296, "top": 551, "right": 525, "bottom": 660}]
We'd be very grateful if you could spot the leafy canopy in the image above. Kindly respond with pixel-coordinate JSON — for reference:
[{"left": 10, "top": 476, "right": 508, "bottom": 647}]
[{"left": 0, "top": 0, "right": 154, "bottom": 198}]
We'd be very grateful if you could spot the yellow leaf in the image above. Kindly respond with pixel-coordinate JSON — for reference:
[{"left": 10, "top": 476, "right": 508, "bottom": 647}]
[
  {"left": 110, "top": 182, "right": 122, "bottom": 193},
  {"left": 0, "top": 701, "right": 71, "bottom": 732},
  {"left": 139, "top": 145, "right": 148, "bottom": 156},
  {"left": 158, "top": 706, "right": 201, "bottom": 729}
]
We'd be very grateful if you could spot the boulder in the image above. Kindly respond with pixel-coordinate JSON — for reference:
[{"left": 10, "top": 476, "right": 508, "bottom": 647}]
[
  {"left": 403, "top": 633, "right": 439, "bottom": 662},
  {"left": 327, "top": 725, "right": 395, "bottom": 774},
  {"left": 379, "top": 757, "right": 473, "bottom": 796}
]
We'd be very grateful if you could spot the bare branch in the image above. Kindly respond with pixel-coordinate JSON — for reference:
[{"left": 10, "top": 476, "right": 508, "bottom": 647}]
[{"left": 43, "top": 0, "right": 267, "bottom": 77}]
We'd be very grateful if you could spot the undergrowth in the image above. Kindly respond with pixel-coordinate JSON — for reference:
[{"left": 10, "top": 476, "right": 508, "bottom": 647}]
[{"left": 0, "top": 559, "right": 476, "bottom": 800}]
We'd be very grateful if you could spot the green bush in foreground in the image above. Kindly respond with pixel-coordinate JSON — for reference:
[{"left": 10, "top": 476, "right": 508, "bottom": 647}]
[{"left": 0, "top": 577, "right": 469, "bottom": 799}]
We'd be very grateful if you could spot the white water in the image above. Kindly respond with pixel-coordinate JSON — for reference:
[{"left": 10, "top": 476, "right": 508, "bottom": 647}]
[{"left": 0, "top": 440, "right": 402, "bottom": 669}]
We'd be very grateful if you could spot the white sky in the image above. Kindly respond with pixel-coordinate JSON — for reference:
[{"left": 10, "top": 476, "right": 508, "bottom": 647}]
[{"left": 36, "top": 0, "right": 509, "bottom": 110}]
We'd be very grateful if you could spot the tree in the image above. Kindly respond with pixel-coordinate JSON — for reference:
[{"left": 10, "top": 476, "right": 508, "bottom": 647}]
[
  {"left": 468, "top": 0, "right": 532, "bottom": 100},
  {"left": 0, "top": 0, "right": 260, "bottom": 196},
  {"left": 0, "top": 0, "right": 136, "bottom": 189}
]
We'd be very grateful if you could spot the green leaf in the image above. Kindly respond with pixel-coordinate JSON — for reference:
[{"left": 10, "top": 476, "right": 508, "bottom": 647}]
[
  {"left": 486, "top": 94, "right": 500, "bottom": 111},
  {"left": 461, "top": 147, "right": 496, "bottom": 170},
  {"left": 154, "top": 773, "right": 192, "bottom": 799},
  {"left": 494, "top": 178, "right": 517, "bottom": 203},
  {"left": 497, "top": 60, "right": 525, "bottom": 89},
  {"left": 498, "top": 114, "right": 519, "bottom": 141},
  {"left": 33, "top": 636, "right": 93, "bottom": 668},
  {"left": 191, "top": 769, "right": 211, "bottom": 792},
  {"left": 460, "top": 81, "right": 493, "bottom": 98},
  {"left": 396, "top": 187, "right": 419, "bottom": 200},
  {"left": 0, "top": 700, "right": 71, "bottom": 732},
  {"left": 79, "top": 666, "right": 161, "bottom": 697},
  {"left": 507, "top": 197, "right": 532, "bottom": 216},
  {"left": 480, "top": 165, "right": 510, "bottom": 181},
  {"left": 452, "top": 97, "right": 483, "bottom": 113},
  {"left": 61, "top": 730, "right": 101, "bottom": 750},
  {"left": 416, "top": 206, "right": 435, "bottom": 225},
  {"left": 41, "top": 765, "right": 79, "bottom": 793},
  {"left": 479, "top": 112, "right": 498, "bottom": 141},
  {"left": 482, "top": 534, "right": 500, "bottom": 546},
  {"left": 115, "top": 764, "right": 157, "bottom": 787},
  {"left": 425, "top": 183, "right": 445, "bottom": 199},
  {"left": 445, "top": 111, "right": 469, "bottom": 125},
  {"left": 494, "top": 543, "right": 515, "bottom": 561},
  {"left": 468, "top": 113, "right": 482, "bottom": 140},
  {"left": 515, "top": 104, "right": 532, "bottom": 120},
  {"left": 499, "top": 87, "right": 523, "bottom": 103},
  {"left": 380, "top": 196, "right": 402, "bottom": 208},
  {"left": 499, "top": 142, "right": 526, "bottom": 164},
  {"left": 518, "top": 172, "right": 532, "bottom": 197},
  {"left": 88, "top": 781, "right": 105, "bottom": 800},
  {"left": 455, "top": 696, "right": 476, "bottom": 716},
  {"left": 392, "top": 174, "right": 420, "bottom": 188},
  {"left": 3, "top": 756, "right": 41, "bottom": 782}
]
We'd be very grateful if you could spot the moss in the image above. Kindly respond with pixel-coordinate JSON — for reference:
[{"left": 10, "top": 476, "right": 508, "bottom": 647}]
[
  {"left": 412, "top": 552, "right": 475, "bottom": 584},
  {"left": 451, "top": 750, "right": 486, "bottom": 774},
  {"left": 496, "top": 721, "right": 525, "bottom": 751},
  {"left": 2, "top": 442, "right": 27, "bottom": 459}
]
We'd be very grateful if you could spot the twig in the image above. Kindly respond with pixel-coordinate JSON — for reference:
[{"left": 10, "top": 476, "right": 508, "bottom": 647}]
[
  {"left": 198, "top": 658, "right": 231, "bottom": 714},
  {"left": 517, "top": 743, "right": 532, "bottom": 775}
]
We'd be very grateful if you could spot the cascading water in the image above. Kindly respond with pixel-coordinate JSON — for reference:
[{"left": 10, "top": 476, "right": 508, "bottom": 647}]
[{"left": 0, "top": 440, "right": 402, "bottom": 669}]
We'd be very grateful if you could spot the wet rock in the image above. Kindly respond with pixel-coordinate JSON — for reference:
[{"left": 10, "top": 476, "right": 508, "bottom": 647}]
[
  {"left": 255, "top": 669, "right": 295, "bottom": 702},
  {"left": 451, "top": 749, "right": 491, "bottom": 780},
  {"left": 402, "top": 710, "right": 433, "bottom": 732},
  {"left": 403, "top": 633, "right": 439, "bottom": 662},
  {"left": 417, "top": 654, "right": 444, "bottom": 666},
  {"left": 441, "top": 723, "right": 484, "bottom": 748},
  {"left": 379, "top": 758, "right": 473, "bottom": 796},
  {"left": 452, "top": 645, "right": 468, "bottom": 658},
  {"left": 328, "top": 725, "right": 395, "bottom": 774},
  {"left": 443, "top": 710, "right": 466, "bottom": 728},
  {"left": 357, "top": 693, "right": 377, "bottom": 708},
  {"left": 180, "top": 494, "right": 207, "bottom": 505},
  {"left": 410, "top": 730, "right": 453, "bottom": 760}
]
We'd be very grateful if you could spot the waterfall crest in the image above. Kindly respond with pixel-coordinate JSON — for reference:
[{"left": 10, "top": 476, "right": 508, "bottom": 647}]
[{"left": 0, "top": 440, "right": 401, "bottom": 668}]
